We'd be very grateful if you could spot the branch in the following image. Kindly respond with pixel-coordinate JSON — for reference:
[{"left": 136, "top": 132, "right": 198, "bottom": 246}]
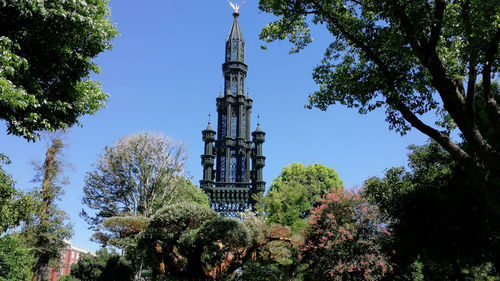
[
  {"left": 465, "top": 57, "right": 477, "bottom": 122},
  {"left": 309, "top": 0, "right": 393, "bottom": 78},
  {"left": 391, "top": 97, "right": 471, "bottom": 161},
  {"left": 481, "top": 30, "right": 500, "bottom": 129},
  {"left": 427, "top": 0, "right": 446, "bottom": 51},
  {"left": 386, "top": 0, "right": 497, "bottom": 158}
]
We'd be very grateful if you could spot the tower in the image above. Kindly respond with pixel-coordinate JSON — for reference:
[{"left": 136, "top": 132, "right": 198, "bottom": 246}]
[{"left": 201, "top": 8, "right": 266, "bottom": 216}]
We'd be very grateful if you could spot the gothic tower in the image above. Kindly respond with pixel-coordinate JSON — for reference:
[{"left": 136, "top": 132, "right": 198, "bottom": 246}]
[{"left": 201, "top": 9, "right": 266, "bottom": 216}]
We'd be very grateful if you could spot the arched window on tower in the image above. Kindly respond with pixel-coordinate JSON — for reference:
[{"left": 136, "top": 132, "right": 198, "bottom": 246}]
[
  {"left": 221, "top": 114, "right": 227, "bottom": 137},
  {"left": 231, "top": 115, "right": 237, "bottom": 138},
  {"left": 219, "top": 156, "right": 226, "bottom": 182},
  {"left": 230, "top": 150, "right": 237, "bottom": 182},
  {"left": 240, "top": 156, "right": 246, "bottom": 181},
  {"left": 226, "top": 41, "right": 231, "bottom": 61},
  {"left": 231, "top": 74, "right": 238, "bottom": 95},
  {"left": 241, "top": 113, "right": 246, "bottom": 136},
  {"left": 232, "top": 40, "right": 238, "bottom": 60},
  {"left": 241, "top": 41, "right": 245, "bottom": 62},
  {"left": 225, "top": 75, "right": 230, "bottom": 93}
]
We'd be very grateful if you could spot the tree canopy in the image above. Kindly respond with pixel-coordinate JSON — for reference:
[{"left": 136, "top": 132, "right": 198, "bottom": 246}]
[
  {"left": 82, "top": 132, "right": 208, "bottom": 248},
  {"left": 135, "top": 203, "right": 294, "bottom": 280},
  {"left": 0, "top": 0, "right": 117, "bottom": 140},
  {"left": 257, "top": 163, "right": 343, "bottom": 233},
  {"left": 0, "top": 233, "right": 34, "bottom": 281},
  {"left": 364, "top": 142, "right": 500, "bottom": 279},
  {"left": 69, "top": 248, "right": 133, "bottom": 281},
  {"left": 0, "top": 154, "right": 33, "bottom": 234},
  {"left": 258, "top": 0, "right": 500, "bottom": 216},
  {"left": 300, "top": 188, "right": 392, "bottom": 280}
]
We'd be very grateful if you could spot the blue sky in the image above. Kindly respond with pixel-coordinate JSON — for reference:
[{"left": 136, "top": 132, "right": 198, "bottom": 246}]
[{"left": 0, "top": 0, "right": 429, "bottom": 251}]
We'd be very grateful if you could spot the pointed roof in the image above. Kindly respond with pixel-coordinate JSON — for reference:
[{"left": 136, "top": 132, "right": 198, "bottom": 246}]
[
  {"left": 206, "top": 122, "right": 213, "bottom": 131},
  {"left": 227, "top": 14, "right": 244, "bottom": 42}
]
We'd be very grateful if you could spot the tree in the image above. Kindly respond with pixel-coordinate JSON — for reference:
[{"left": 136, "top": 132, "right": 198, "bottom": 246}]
[
  {"left": 69, "top": 248, "right": 133, "bottom": 281},
  {"left": 364, "top": 142, "right": 499, "bottom": 279},
  {"left": 135, "top": 203, "right": 295, "bottom": 280},
  {"left": 57, "top": 275, "right": 79, "bottom": 281},
  {"left": 21, "top": 137, "right": 72, "bottom": 281},
  {"left": 0, "top": 0, "right": 118, "bottom": 141},
  {"left": 299, "top": 188, "right": 392, "bottom": 280},
  {"left": 0, "top": 154, "right": 33, "bottom": 234},
  {"left": 81, "top": 133, "right": 208, "bottom": 279},
  {"left": 0, "top": 233, "right": 34, "bottom": 281},
  {"left": 82, "top": 132, "right": 208, "bottom": 248},
  {"left": 82, "top": 132, "right": 205, "bottom": 227},
  {"left": 57, "top": 274, "right": 81, "bottom": 281},
  {"left": 258, "top": 0, "right": 500, "bottom": 216},
  {"left": 257, "top": 163, "right": 343, "bottom": 233}
]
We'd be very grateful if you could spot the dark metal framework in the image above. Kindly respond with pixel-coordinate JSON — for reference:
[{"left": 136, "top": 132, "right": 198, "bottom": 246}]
[{"left": 201, "top": 11, "right": 266, "bottom": 216}]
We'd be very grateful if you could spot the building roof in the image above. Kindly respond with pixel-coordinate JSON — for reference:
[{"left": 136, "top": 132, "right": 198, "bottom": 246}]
[{"left": 227, "top": 14, "right": 243, "bottom": 42}]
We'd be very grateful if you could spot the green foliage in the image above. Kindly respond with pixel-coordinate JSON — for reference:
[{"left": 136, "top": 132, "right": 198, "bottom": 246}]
[
  {"left": 172, "top": 177, "right": 210, "bottom": 207},
  {"left": 70, "top": 248, "right": 133, "bottom": 281},
  {"left": 0, "top": 154, "right": 33, "bottom": 233},
  {"left": 135, "top": 203, "right": 294, "bottom": 280},
  {"left": 93, "top": 215, "right": 150, "bottom": 249},
  {"left": 258, "top": 0, "right": 500, "bottom": 217},
  {"left": 0, "top": 0, "right": 118, "bottom": 141},
  {"left": 300, "top": 188, "right": 392, "bottom": 280},
  {"left": 258, "top": 0, "right": 498, "bottom": 134},
  {"left": 258, "top": 163, "right": 343, "bottom": 233},
  {"left": 364, "top": 142, "right": 500, "bottom": 279},
  {"left": 57, "top": 275, "right": 80, "bottom": 281},
  {"left": 231, "top": 261, "right": 282, "bottom": 281},
  {"left": 473, "top": 81, "right": 500, "bottom": 150},
  {"left": 82, "top": 132, "right": 208, "bottom": 248},
  {"left": 0, "top": 233, "right": 34, "bottom": 281}
]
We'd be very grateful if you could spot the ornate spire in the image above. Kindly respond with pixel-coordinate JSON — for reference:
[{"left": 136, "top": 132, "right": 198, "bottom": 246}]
[
  {"left": 225, "top": 4, "right": 245, "bottom": 64},
  {"left": 227, "top": 13, "right": 243, "bottom": 42},
  {"left": 201, "top": 4, "right": 265, "bottom": 216}
]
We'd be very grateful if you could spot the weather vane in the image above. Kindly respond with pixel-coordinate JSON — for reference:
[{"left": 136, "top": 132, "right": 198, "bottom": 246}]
[{"left": 229, "top": 1, "right": 245, "bottom": 14}]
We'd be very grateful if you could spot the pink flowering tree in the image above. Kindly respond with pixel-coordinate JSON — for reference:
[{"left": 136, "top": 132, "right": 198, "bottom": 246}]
[{"left": 299, "top": 188, "right": 392, "bottom": 280}]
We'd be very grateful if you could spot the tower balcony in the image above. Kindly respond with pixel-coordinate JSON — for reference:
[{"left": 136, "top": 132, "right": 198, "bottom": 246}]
[
  {"left": 202, "top": 132, "right": 216, "bottom": 142},
  {"left": 222, "top": 61, "right": 248, "bottom": 75},
  {"left": 254, "top": 155, "right": 266, "bottom": 167},
  {"left": 253, "top": 181, "right": 266, "bottom": 193},
  {"left": 200, "top": 179, "right": 215, "bottom": 189},
  {"left": 201, "top": 154, "right": 215, "bottom": 165}
]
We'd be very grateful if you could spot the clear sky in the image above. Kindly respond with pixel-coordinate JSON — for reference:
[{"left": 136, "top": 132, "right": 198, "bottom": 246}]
[{"left": 0, "top": 0, "right": 429, "bottom": 251}]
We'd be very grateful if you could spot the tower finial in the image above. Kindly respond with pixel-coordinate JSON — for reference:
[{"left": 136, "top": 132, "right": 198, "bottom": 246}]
[
  {"left": 257, "top": 114, "right": 260, "bottom": 125},
  {"left": 229, "top": 1, "right": 245, "bottom": 17}
]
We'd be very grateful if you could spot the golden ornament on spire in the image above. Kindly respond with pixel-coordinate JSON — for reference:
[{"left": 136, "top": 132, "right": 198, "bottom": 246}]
[{"left": 229, "top": 1, "right": 245, "bottom": 14}]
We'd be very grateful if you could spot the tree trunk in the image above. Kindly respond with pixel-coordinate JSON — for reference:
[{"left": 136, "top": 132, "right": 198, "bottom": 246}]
[
  {"left": 31, "top": 269, "right": 41, "bottom": 281},
  {"left": 451, "top": 261, "right": 466, "bottom": 281},
  {"left": 134, "top": 258, "right": 143, "bottom": 281}
]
